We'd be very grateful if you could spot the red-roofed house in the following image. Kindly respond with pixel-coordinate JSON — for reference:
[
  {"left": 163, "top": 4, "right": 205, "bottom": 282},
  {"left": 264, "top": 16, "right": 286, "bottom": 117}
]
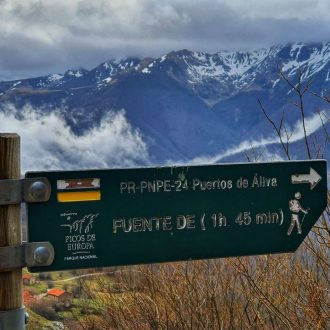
[
  {"left": 22, "top": 274, "right": 36, "bottom": 285},
  {"left": 47, "top": 288, "right": 73, "bottom": 307}
]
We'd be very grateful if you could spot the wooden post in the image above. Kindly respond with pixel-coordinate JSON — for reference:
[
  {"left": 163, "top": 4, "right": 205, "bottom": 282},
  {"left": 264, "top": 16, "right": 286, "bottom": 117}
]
[{"left": 0, "top": 134, "right": 22, "bottom": 311}]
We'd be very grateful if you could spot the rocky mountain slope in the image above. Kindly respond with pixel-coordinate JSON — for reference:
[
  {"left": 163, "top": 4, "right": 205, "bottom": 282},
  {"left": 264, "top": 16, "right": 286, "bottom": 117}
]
[{"left": 0, "top": 42, "right": 329, "bottom": 163}]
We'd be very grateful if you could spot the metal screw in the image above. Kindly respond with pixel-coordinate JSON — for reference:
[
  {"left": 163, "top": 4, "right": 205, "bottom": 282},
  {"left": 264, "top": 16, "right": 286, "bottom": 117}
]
[
  {"left": 33, "top": 246, "right": 50, "bottom": 265},
  {"left": 29, "top": 181, "right": 47, "bottom": 201}
]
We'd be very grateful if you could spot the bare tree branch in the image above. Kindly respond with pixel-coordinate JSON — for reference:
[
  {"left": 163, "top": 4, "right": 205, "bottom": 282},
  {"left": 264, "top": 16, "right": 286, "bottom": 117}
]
[{"left": 258, "top": 98, "right": 291, "bottom": 159}]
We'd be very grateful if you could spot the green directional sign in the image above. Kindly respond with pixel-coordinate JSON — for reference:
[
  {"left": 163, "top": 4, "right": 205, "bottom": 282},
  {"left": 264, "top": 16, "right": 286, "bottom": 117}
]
[{"left": 26, "top": 160, "right": 327, "bottom": 272}]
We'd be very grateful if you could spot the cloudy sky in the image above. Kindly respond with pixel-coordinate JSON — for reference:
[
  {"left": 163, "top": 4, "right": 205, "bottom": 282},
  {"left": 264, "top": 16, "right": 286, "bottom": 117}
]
[{"left": 1, "top": 0, "right": 330, "bottom": 80}]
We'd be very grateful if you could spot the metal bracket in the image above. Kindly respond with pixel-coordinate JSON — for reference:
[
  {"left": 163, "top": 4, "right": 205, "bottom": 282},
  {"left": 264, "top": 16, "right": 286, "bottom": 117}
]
[
  {"left": 0, "top": 307, "right": 26, "bottom": 330},
  {"left": 0, "top": 177, "right": 51, "bottom": 205},
  {"left": 0, "top": 242, "right": 54, "bottom": 271}
]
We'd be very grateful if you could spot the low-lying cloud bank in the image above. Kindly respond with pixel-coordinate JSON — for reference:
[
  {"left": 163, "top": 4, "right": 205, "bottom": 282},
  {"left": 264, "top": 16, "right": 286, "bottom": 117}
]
[
  {"left": 0, "top": 105, "right": 150, "bottom": 172},
  {"left": 0, "top": 104, "right": 328, "bottom": 173},
  {"left": 188, "top": 110, "right": 329, "bottom": 165}
]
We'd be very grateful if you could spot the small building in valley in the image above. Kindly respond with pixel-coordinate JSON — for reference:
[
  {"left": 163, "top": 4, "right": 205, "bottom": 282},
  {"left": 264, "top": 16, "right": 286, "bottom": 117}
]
[
  {"left": 23, "top": 274, "right": 36, "bottom": 286},
  {"left": 46, "top": 288, "right": 73, "bottom": 307}
]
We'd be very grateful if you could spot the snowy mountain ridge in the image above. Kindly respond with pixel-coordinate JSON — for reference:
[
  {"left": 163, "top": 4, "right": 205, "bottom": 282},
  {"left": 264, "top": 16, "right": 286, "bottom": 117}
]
[
  {"left": 0, "top": 41, "right": 329, "bottom": 163},
  {"left": 2, "top": 41, "right": 330, "bottom": 106}
]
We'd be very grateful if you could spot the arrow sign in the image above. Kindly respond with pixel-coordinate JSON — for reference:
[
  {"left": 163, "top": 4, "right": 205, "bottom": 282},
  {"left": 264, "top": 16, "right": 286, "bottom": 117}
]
[
  {"left": 291, "top": 167, "right": 322, "bottom": 190},
  {"left": 26, "top": 160, "right": 327, "bottom": 272}
]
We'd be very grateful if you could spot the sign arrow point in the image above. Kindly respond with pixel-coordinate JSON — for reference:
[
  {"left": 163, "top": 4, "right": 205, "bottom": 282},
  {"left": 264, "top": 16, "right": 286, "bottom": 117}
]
[
  {"left": 291, "top": 167, "right": 322, "bottom": 190},
  {"left": 309, "top": 168, "right": 322, "bottom": 189}
]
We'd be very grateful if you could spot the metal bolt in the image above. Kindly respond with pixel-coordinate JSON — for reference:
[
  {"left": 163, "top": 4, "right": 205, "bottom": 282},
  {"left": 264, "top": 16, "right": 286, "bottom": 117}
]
[
  {"left": 29, "top": 181, "right": 47, "bottom": 201},
  {"left": 25, "top": 311, "right": 30, "bottom": 325},
  {"left": 33, "top": 246, "right": 50, "bottom": 265}
]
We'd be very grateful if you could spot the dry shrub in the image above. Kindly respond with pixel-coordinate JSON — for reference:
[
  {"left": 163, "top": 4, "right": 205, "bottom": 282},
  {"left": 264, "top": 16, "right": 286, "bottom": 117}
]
[
  {"left": 30, "top": 299, "right": 58, "bottom": 321},
  {"left": 73, "top": 222, "right": 329, "bottom": 330}
]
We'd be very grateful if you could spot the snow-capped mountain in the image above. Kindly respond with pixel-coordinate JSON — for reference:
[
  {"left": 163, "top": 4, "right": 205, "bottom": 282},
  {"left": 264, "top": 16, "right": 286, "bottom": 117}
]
[{"left": 0, "top": 42, "right": 329, "bottom": 164}]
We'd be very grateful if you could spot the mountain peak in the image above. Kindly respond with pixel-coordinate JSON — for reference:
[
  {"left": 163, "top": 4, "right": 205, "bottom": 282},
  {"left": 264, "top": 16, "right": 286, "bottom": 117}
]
[{"left": 0, "top": 41, "right": 329, "bottom": 102}]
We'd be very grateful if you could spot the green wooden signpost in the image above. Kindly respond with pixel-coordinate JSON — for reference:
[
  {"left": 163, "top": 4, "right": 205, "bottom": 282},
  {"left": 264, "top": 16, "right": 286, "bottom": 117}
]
[{"left": 26, "top": 160, "right": 327, "bottom": 272}]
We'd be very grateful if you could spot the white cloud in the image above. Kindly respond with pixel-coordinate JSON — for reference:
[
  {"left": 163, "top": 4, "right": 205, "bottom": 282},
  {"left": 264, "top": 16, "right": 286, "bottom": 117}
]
[{"left": 0, "top": 104, "right": 150, "bottom": 172}]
